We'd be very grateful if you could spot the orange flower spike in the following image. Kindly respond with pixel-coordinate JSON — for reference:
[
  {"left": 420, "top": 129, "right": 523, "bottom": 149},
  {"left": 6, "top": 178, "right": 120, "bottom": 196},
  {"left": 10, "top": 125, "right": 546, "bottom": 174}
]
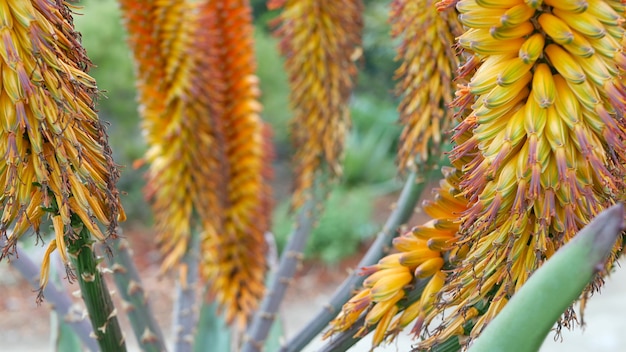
[
  {"left": 391, "top": 0, "right": 462, "bottom": 171},
  {"left": 269, "top": 0, "right": 363, "bottom": 208},
  {"left": 121, "top": 0, "right": 228, "bottom": 271},
  {"left": 199, "top": 0, "right": 273, "bottom": 328}
]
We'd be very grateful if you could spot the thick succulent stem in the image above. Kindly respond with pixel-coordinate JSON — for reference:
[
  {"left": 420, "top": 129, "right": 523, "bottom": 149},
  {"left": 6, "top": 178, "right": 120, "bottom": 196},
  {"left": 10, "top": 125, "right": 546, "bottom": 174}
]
[
  {"left": 242, "top": 196, "right": 319, "bottom": 352},
  {"left": 105, "top": 236, "right": 166, "bottom": 352},
  {"left": 282, "top": 170, "right": 425, "bottom": 351},
  {"left": 4, "top": 238, "right": 99, "bottom": 352},
  {"left": 68, "top": 226, "right": 126, "bottom": 351},
  {"left": 173, "top": 233, "right": 200, "bottom": 352}
]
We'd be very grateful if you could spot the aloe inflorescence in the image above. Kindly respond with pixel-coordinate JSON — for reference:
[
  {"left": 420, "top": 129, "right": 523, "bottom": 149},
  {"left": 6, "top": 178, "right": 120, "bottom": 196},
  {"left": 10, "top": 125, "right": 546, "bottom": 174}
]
[
  {"left": 327, "top": 0, "right": 626, "bottom": 349},
  {"left": 0, "top": 0, "right": 125, "bottom": 292},
  {"left": 120, "top": 0, "right": 273, "bottom": 327}
]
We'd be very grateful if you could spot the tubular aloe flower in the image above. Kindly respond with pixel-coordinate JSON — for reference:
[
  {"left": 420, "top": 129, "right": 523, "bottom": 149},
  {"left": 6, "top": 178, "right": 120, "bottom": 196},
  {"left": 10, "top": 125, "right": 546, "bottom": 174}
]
[
  {"left": 416, "top": 0, "right": 626, "bottom": 348},
  {"left": 199, "top": 0, "right": 273, "bottom": 328},
  {"left": 326, "top": 167, "right": 469, "bottom": 347},
  {"left": 0, "top": 0, "right": 124, "bottom": 290},
  {"left": 392, "top": 0, "right": 462, "bottom": 171},
  {"left": 268, "top": 0, "right": 363, "bottom": 208}
]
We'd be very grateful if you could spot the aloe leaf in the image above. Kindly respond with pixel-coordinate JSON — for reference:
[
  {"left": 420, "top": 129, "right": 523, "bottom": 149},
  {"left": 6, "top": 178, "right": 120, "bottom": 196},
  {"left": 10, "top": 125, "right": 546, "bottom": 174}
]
[{"left": 194, "top": 301, "right": 231, "bottom": 352}]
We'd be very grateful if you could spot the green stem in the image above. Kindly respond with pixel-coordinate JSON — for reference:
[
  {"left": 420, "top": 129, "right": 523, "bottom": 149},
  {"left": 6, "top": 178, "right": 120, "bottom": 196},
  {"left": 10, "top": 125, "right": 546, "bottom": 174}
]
[
  {"left": 105, "top": 236, "right": 166, "bottom": 352},
  {"left": 283, "top": 170, "right": 426, "bottom": 352},
  {"left": 68, "top": 226, "right": 126, "bottom": 352},
  {"left": 173, "top": 233, "right": 200, "bottom": 352}
]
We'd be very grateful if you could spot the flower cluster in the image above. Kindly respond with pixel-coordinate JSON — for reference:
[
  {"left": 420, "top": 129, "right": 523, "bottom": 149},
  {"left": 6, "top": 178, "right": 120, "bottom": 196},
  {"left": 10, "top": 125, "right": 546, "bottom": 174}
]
[
  {"left": 120, "top": 0, "right": 272, "bottom": 326},
  {"left": 0, "top": 1, "right": 124, "bottom": 290},
  {"left": 393, "top": 0, "right": 462, "bottom": 171},
  {"left": 329, "top": 0, "right": 626, "bottom": 349},
  {"left": 269, "top": 0, "right": 363, "bottom": 208}
]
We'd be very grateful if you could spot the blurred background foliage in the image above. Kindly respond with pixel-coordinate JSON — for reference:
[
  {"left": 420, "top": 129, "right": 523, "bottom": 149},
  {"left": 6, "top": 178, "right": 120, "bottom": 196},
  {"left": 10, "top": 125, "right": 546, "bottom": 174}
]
[{"left": 76, "top": 0, "right": 402, "bottom": 264}]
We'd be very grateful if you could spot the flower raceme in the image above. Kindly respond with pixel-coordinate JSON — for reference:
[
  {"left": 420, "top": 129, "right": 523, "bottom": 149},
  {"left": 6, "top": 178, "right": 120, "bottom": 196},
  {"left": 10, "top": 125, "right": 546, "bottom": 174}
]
[
  {"left": 433, "top": 0, "right": 626, "bottom": 348},
  {"left": 328, "top": 0, "right": 626, "bottom": 349},
  {"left": 269, "top": 0, "right": 363, "bottom": 209},
  {"left": 120, "top": 0, "right": 272, "bottom": 327},
  {"left": 0, "top": 1, "right": 125, "bottom": 291},
  {"left": 198, "top": 0, "right": 273, "bottom": 328},
  {"left": 392, "top": 0, "right": 462, "bottom": 171}
]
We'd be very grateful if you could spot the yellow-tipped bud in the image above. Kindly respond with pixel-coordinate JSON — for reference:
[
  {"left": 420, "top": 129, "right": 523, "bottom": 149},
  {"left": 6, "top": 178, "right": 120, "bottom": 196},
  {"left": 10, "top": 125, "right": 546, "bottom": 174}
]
[
  {"left": 370, "top": 271, "right": 413, "bottom": 301},
  {"left": 469, "top": 55, "right": 516, "bottom": 95},
  {"left": 500, "top": 4, "right": 536, "bottom": 27},
  {"left": 420, "top": 271, "right": 446, "bottom": 309},
  {"left": 562, "top": 32, "right": 595, "bottom": 58},
  {"left": 538, "top": 13, "right": 575, "bottom": 45},
  {"left": 476, "top": 0, "right": 524, "bottom": 8},
  {"left": 497, "top": 57, "right": 533, "bottom": 86},
  {"left": 490, "top": 20, "right": 534, "bottom": 40},
  {"left": 544, "top": 0, "right": 588, "bottom": 13},
  {"left": 524, "top": 0, "right": 543, "bottom": 9},
  {"left": 518, "top": 33, "right": 545, "bottom": 64},
  {"left": 414, "top": 257, "right": 445, "bottom": 278},
  {"left": 532, "top": 63, "right": 556, "bottom": 108},
  {"left": 399, "top": 248, "right": 440, "bottom": 267},
  {"left": 460, "top": 9, "right": 508, "bottom": 29},
  {"left": 544, "top": 44, "right": 586, "bottom": 84},
  {"left": 552, "top": 9, "right": 606, "bottom": 39},
  {"left": 481, "top": 71, "right": 532, "bottom": 108},
  {"left": 459, "top": 29, "right": 526, "bottom": 56},
  {"left": 586, "top": 0, "right": 622, "bottom": 25}
]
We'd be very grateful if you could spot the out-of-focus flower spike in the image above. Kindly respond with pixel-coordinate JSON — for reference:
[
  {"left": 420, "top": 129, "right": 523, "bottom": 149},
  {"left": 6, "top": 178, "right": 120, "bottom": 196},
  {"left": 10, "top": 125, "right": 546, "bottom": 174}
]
[
  {"left": 198, "top": 0, "right": 273, "bottom": 328},
  {"left": 394, "top": 0, "right": 461, "bottom": 172},
  {"left": 269, "top": 0, "right": 363, "bottom": 208}
]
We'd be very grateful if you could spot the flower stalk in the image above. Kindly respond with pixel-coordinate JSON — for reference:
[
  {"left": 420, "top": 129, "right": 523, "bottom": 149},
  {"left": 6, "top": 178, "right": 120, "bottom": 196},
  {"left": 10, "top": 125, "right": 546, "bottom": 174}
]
[
  {"left": 242, "top": 196, "right": 319, "bottom": 352},
  {"left": 173, "top": 233, "right": 200, "bottom": 352},
  {"left": 105, "top": 237, "right": 166, "bottom": 352},
  {"left": 69, "top": 225, "right": 125, "bottom": 352}
]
